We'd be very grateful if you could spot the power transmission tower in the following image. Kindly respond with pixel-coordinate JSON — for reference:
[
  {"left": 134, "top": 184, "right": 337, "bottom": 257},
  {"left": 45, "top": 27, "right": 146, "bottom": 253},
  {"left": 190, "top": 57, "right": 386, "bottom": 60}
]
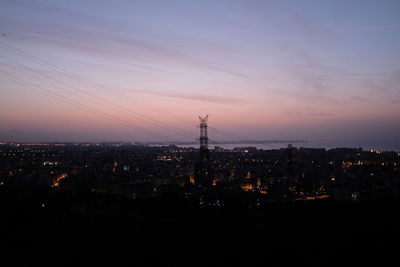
[
  {"left": 287, "top": 144, "right": 294, "bottom": 180},
  {"left": 194, "top": 115, "right": 212, "bottom": 187},
  {"left": 199, "top": 115, "right": 209, "bottom": 151}
]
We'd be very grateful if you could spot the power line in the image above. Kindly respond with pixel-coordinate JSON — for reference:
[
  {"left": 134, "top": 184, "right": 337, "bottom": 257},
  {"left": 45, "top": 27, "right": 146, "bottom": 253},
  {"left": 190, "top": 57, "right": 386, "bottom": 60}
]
[
  {"left": 0, "top": 55, "right": 198, "bottom": 140},
  {"left": 0, "top": 41, "right": 239, "bottom": 143},
  {"left": 0, "top": 39, "right": 288, "bottom": 144},
  {"left": 0, "top": 69, "right": 178, "bottom": 142},
  {"left": 0, "top": 41, "right": 198, "bottom": 126}
]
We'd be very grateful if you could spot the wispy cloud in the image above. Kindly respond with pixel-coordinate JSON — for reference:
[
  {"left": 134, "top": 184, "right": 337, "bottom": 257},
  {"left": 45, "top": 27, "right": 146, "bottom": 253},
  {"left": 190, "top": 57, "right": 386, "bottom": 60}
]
[
  {"left": 126, "top": 89, "right": 245, "bottom": 104},
  {"left": 2, "top": 5, "right": 250, "bottom": 79},
  {"left": 335, "top": 25, "right": 400, "bottom": 30},
  {"left": 319, "top": 72, "right": 389, "bottom": 77},
  {"left": 362, "top": 70, "right": 400, "bottom": 104},
  {"left": 283, "top": 106, "right": 333, "bottom": 118}
]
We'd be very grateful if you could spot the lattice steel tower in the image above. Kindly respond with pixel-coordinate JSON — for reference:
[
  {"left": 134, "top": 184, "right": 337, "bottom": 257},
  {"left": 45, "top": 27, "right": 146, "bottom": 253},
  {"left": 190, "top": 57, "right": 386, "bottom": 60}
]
[
  {"left": 194, "top": 115, "right": 212, "bottom": 187},
  {"left": 199, "top": 115, "right": 209, "bottom": 151}
]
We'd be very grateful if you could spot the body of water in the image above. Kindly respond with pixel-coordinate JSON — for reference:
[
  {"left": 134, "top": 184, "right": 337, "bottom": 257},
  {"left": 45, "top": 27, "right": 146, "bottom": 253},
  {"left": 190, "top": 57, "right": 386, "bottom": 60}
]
[{"left": 178, "top": 141, "right": 400, "bottom": 152}]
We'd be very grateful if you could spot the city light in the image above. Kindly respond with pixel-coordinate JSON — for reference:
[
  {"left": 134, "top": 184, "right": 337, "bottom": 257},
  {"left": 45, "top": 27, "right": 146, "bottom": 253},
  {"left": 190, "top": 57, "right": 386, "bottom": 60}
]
[{"left": 52, "top": 173, "right": 68, "bottom": 187}]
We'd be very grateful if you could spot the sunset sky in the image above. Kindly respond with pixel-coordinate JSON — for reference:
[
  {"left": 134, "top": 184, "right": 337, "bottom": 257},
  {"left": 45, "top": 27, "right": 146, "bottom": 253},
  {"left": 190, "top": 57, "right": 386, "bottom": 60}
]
[{"left": 1, "top": 0, "right": 400, "bottom": 148}]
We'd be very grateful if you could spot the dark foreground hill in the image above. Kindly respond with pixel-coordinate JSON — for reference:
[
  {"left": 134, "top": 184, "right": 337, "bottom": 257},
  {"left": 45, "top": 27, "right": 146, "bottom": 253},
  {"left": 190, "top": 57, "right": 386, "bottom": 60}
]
[{"left": 1, "top": 187, "right": 399, "bottom": 267}]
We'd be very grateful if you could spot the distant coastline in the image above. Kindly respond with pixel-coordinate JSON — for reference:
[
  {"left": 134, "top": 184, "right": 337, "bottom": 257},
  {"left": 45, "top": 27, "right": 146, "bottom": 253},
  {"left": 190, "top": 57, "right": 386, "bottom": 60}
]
[{"left": 1, "top": 140, "right": 399, "bottom": 152}]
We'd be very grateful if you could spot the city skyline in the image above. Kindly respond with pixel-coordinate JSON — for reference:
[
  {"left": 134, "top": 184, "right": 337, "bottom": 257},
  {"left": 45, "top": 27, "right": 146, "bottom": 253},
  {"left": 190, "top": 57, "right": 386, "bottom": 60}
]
[{"left": 1, "top": 0, "right": 400, "bottom": 148}]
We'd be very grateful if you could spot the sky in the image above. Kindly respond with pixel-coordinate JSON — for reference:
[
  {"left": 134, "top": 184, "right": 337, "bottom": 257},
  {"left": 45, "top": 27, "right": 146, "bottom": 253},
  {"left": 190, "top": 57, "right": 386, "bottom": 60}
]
[{"left": 0, "top": 0, "right": 400, "bottom": 148}]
